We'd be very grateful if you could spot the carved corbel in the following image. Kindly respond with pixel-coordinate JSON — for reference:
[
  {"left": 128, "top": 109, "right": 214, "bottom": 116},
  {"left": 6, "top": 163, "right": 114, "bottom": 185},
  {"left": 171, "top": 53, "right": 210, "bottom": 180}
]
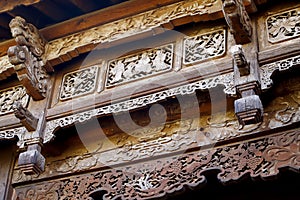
[
  {"left": 7, "top": 16, "right": 52, "bottom": 100},
  {"left": 222, "top": 0, "right": 252, "bottom": 44},
  {"left": 17, "top": 138, "right": 45, "bottom": 175},
  {"left": 231, "top": 45, "right": 263, "bottom": 126},
  {"left": 13, "top": 101, "right": 38, "bottom": 132}
]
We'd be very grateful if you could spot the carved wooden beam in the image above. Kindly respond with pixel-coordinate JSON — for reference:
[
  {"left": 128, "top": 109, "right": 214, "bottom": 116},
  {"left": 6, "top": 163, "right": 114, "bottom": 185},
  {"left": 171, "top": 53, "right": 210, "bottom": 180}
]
[
  {"left": 13, "top": 101, "right": 38, "bottom": 132},
  {"left": 7, "top": 16, "right": 51, "bottom": 100},
  {"left": 13, "top": 128, "right": 300, "bottom": 199},
  {"left": 222, "top": 0, "right": 252, "bottom": 44}
]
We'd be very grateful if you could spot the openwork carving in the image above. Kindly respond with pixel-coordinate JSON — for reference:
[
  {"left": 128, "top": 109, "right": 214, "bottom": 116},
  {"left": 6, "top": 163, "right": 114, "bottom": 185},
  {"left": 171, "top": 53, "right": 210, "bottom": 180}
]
[
  {"left": 267, "top": 8, "right": 300, "bottom": 43},
  {"left": 0, "top": 86, "right": 29, "bottom": 115},
  {"left": 15, "top": 128, "right": 300, "bottom": 200},
  {"left": 60, "top": 66, "right": 99, "bottom": 100},
  {"left": 0, "top": 127, "right": 26, "bottom": 147},
  {"left": 260, "top": 54, "right": 300, "bottom": 90},
  {"left": 44, "top": 72, "right": 235, "bottom": 143},
  {"left": 106, "top": 44, "right": 173, "bottom": 87},
  {"left": 8, "top": 17, "right": 49, "bottom": 100},
  {"left": 183, "top": 29, "right": 226, "bottom": 65},
  {"left": 222, "top": 0, "right": 252, "bottom": 44}
]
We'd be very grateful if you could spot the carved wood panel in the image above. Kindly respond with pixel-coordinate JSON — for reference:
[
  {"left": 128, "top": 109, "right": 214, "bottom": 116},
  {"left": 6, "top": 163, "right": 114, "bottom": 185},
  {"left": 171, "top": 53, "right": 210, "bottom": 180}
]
[
  {"left": 183, "top": 29, "right": 226, "bottom": 65},
  {"left": 267, "top": 8, "right": 300, "bottom": 43},
  {"left": 106, "top": 44, "right": 174, "bottom": 87},
  {"left": 0, "top": 86, "right": 29, "bottom": 115},
  {"left": 60, "top": 65, "right": 99, "bottom": 100}
]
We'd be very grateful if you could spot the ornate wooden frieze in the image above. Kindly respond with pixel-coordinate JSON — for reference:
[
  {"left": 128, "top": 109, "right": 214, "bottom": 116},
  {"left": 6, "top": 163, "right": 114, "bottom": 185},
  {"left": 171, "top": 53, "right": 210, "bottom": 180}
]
[
  {"left": 106, "top": 44, "right": 173, "bottom": 87},
  {"left": 0, "top": 0, "right": 220, "bottom": 79},
  {"left": 14, "top": 128, "right": 300, "bottom": 200},
  {"left": 222, "top": 0, "right": 252, "bottom": 44},
  {"left": 60, "top": 66, "right": 99, "bottom": 100},
  {"left": 183, "top": 29, "right": 226, "bottom": 65},
  {"left": 13, "top": 87, "right": 300, "bottom": 183},
  {"left": 8, "top": 16, "right": 50, "bottom": 100},
  {"left": 44, "top": 73, "right": 235, "bottom": 143},
  {"left": 0, "top": 85, "right": 29, "bottom": 115},
  {"left": 267, "top": 8, "right": 300, "bottom": 43},
  {"left": 260, "top": 54, "right": 300, "bottom": 90},
  {"left": 46, "top": 0, "right": 218, "bottom": 65}
]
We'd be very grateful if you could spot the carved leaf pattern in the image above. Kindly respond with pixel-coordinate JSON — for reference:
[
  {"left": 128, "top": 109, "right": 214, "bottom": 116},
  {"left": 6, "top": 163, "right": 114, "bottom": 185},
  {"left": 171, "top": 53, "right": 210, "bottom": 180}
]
[{"left": 16, "top": 129, "right": 300, "bottom": 200}]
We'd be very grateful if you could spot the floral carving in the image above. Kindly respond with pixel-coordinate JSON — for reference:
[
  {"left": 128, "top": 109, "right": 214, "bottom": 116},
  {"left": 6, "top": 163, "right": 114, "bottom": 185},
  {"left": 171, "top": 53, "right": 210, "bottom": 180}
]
[
  {"left": 15, "top": 129, "right": 300, "bottom": 200},
  {"left": 183, "top": 29, "right": 226, "bottom": 65},
  {"left": 106, "top": 44, "right": 173, "bottom": 87},
  {"left": 60, "top": 66, "right": 99, "bottom": 100},
  {"left": 0, "top": 85, "right": 29, "bottom": 115},
  {"left": 267, "top": 8, "right": 300, "bottom": 43}
]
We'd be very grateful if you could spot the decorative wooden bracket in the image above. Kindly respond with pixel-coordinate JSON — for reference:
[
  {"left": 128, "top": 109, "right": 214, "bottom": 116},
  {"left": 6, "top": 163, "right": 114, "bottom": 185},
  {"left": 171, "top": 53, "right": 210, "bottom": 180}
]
[
  {"left": 7, "top": 16, "right": 52, "bottom": 100},
  {"left": 231, "top": 45, "right": 263, "bottom": 126},
  {"left": 13, "top": 101, "right": 38, "bottom": 132},
  {"left": 222, "top": 0, "right": 252, "bottom": 44},
  {"left": 17, "top": 138, "right": 45, "bottom": 175}
]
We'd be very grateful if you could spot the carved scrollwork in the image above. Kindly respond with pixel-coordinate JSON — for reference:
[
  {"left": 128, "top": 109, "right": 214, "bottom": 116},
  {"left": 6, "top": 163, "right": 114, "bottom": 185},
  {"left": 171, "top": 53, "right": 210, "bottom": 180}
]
[
  {"left": 8, "top": 45, "right": 48, "bottom": 100},
  {"left": 0, "top": 85, "right": 29, "bottom": 115},
  {"left": 106, "top": 44, "right": 173, "bottom": 87},
  {"left": 0, "top": 127, "right": 26, "bottom": 147},
  {"left": 222, "top": 0, "right": 252, "bottom": 44},
  {"left": 44, "top": 72, "right": 235, "bottom": 143},
  {"left": 260, "top": 54, "right": 300, "bottom": 90},
  {"left": 8, "top": 16, "right": 50, "bottom": 100},
  {"left": 183, "top": 29, "right": 226, "bottom": 65},
  {"left": 267, "top": 8, "right": 300, "bottom": 43},
  {"left": 15, "top": 129, "right": 300, "bottom": 200},
  {"left": 60, "top": 66, "right": 99, "bottom": 100}
]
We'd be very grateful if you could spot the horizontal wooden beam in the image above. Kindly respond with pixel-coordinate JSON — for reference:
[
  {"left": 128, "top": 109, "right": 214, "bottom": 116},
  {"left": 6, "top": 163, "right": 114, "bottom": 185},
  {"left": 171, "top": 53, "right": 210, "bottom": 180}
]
[
  {"left": 0, "top": 0, "right": 40, "bottom": 14},
  {"left": 0, "top": 0, "right": 182, "bottom": 56}
]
